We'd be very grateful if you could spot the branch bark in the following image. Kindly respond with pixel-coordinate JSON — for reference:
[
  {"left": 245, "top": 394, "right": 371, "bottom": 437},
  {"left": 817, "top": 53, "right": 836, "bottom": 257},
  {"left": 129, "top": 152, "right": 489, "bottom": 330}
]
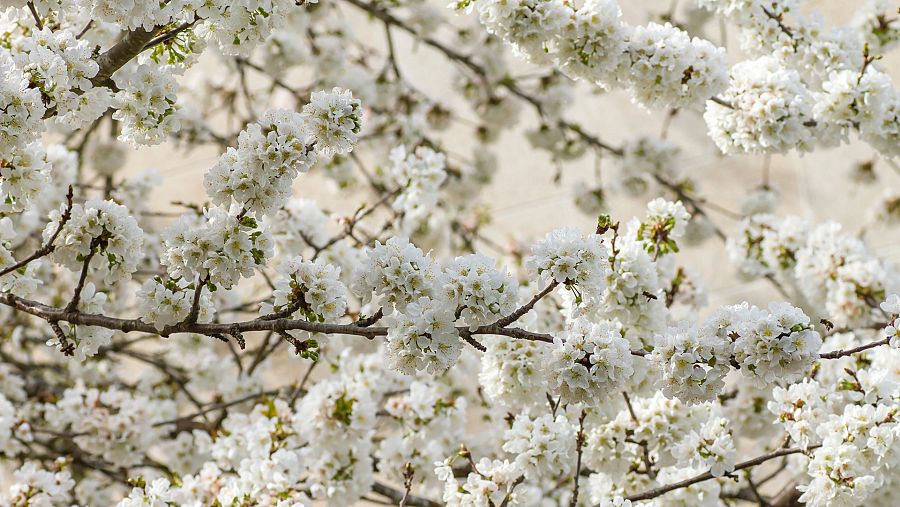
[
  {"left": 613, "top": 446, "right": 816, "bottom": 505},
  {"left": 91, "top": 26, "right": 165, "bottom": 88}
]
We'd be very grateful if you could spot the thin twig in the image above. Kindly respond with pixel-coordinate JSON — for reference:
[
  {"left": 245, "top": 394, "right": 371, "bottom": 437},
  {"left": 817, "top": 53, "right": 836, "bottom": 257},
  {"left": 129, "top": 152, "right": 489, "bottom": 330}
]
[
  {"left": 26, "top": 2, "right": 43, "bottom": 29},
  {"left": 570, "top": 410, "right": 588, "bottom": 507},
  {"left": 0, "top": 186, "right": 74, "bottom": 278},
  {"left": 615, "top": 446, "right": 816, "bottom": 504}
]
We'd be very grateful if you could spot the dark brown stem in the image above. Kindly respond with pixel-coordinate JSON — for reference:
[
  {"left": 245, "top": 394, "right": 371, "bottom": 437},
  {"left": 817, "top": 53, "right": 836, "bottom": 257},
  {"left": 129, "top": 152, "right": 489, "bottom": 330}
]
[
  {"left": 354, "top": 308, "right": 384, "bottom": 327},
  {"left": 371, "top": 482, "right": 440, "bottom": 507},
  {"left": 819, "top": 336, "right": 891, "bottom": 359},
  {"left": 570, "top": 410, "right": 588, "bottom": 507},
  {"left": 27, "top": 2, "right": 43, "bottom": 30},
  {"left": 493, "top": 281, "right": 558, "bottom": 328},
  {"left": 400, "top": 463, "right": 414, "bottom": 507},
  {"left": 141, "top": 19, "right": 198, "bottom": 52},
  {"left": 184, "top": 275, "right": 209, "bottom": 324},
  {"left": 65, "top": 237, "right": 101, "bottom": 313}
]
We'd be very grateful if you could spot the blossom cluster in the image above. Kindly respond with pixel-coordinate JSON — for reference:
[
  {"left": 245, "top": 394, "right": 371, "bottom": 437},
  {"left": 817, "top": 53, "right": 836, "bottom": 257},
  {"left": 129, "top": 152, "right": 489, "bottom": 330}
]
[
  {"left": 463, "top": 0, "right": 729, "bottom": 110},
  {"left": 44, "top": 199, "right": 144, "bottom": 285},
  {"left": 527, "top": 227, "right": 609, "bottom": 304},
  {"left": 653, "top": 301, "right": 822, "bottom": 402},
  {"left": 728, "top": 214, "right": 899, "bottom": 327},
  {"left": 547, "top": 317, "right": 634, "bottom": 405},
  {"left": 0, "top": 0, "right": 896, "bottom": 506}
]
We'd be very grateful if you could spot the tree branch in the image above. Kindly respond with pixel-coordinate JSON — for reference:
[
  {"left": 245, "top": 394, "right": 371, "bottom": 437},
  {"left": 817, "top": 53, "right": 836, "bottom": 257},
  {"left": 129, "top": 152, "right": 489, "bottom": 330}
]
[
  {"left": 91, "top": 26, "right": 165, "bottom": 88},
  {"left": 0, "top": 186, "right": 74, "bottom": 279},
  {"left": 371, "top": 481, "right": 441, "bottom": 507},
  {"left": 819, "top": 336, "right": 891, "bottom": 359},
  {"left": 616, "top": 446, "right": 816, "bottom": 504}
]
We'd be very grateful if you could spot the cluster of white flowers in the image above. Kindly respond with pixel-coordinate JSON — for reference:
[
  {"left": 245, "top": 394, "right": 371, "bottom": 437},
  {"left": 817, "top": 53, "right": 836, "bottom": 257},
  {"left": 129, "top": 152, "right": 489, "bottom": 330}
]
[
  {"left": 547, "top": 317, "right": 633, "bottom": 405},
  {"left": 378, "top": 381, "right": 467, "bottom": 492},
  {"left": 151, "top": 398, "right": 313, "bottom": 505},
  {"left": 726, "top": 213, "right": 808, "bottom": 277},
  {"left": 768, "top": 378, "right": 835, "bottom": 449},
  {"left": 633, "top": 198, "right": 691, "bottom": 258},
  {"left": 193, "top": 0, "right": 303, "bottom": 56},
  {"left": 626, "top": 22, "right": 728, "bottom": 110},
  {"left": 694, "top": 1, "right": 900, "bottom": 158},
  {"left": 654, "top": 301, "right": 821, "bottom": 402},
  {"left": 795, "top": 223, "right": 899, "bottom": 328},
  {"left": 352, "top": 236, "right": 440, "bottom": 312},
  {"left": 43, "top": 385, "right": 175, "bottom": 467},
  {"left": 672, "top": 416, "right": 736, "bottom": 478},
  {"left": 262, "top": 256, "right": 348, "bottom": 322},
  {"left": 385, "top": 296, "right": 461, "bottom": 374},
  {"left": 6, "top": 27, "right": 109, "bottom": 130},
  {"left": 161, "top": 206, "right": 274, "bottom": 289},
  {"left": 112, "top": 63, "right": 181, "bottom": 145},
  {"left": 852, "top": 0, "right": 900, "bottom": 54},
  {"left": 814, "top": 69, "right": 894, "bottom": 148},
  {"left": 479, "top": 335, "right": 550, "bottom": 408},
  {"left": 73, "top": 0, "right": 187, "bottom": 30},
  {"left": 464, "top": 0, "right": 728, "bottom": 109},
  {"left": 502, "top": 413, "right": 575, "bottom": 480},
  {"left": 583, "top": 392, "right": 713, "bottom": 483},
  {"left": 443, "top": 253, "right": 518, "bottom": 330},
  {"left": 204, "top": 109, "right": 316, "bottom": 216},
  {"left": 296, "top": 380, "right": 377, "bottom": 504},
  {"left": 44, "top": 199, "right": 144, "bottom": 284},
  {"left": 731, "top": 302, "right": 822, "bottom": 385},
  {"left": 801, "top": 403, "right": 900, "bottom": 507},
  {"left": 301, "top": 87, "right": 362, "bottom": 157},
  {"left": 554, "top": 0, "right": 628, "bottom": 89},
  {"left": 0, "top": 460, "right": 76, "bottom": 506},
  {"left": 728, "top": 215, "right": 899, "bottom": 328},
  {"left": 389, "top": 145, "right": 448, "bottom": 228},
  {"left": 135, "top": 278, "right": 215, "bottom": 331},
  {"left": 435, "top": 454, "right": 525, "bottom": 507},
  {"left": 0, "top": 142, "right": 49, "bottom": 213},
  {"left": 651, "top": 321, "right": 729, "bottom": 404},
  {"left": 0, "top": 52, "right": 45, "bottom": 155},
  {"left": 705, "top": 57, "right": 816, "bottom": 154},
  {"left": 527, "top": 227, "right": 608, "bottom": 304}
]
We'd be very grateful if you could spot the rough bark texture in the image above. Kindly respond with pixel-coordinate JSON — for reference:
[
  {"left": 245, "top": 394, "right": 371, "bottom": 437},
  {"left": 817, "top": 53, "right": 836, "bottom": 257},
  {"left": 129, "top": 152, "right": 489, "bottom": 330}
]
[{"left": 91, "top": 26, "right": 163, "bottom": 88}]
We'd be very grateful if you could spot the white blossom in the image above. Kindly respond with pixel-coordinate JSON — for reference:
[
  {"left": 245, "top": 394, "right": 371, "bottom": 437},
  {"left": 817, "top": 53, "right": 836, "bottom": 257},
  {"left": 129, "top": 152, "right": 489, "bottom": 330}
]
[
  {"left": 44, "top": 199, "right": 144, "bottom": 284},
  {"left": 547, "top": 317, "right": 633, "bottom": 405},
  {"left": 443, "top": 253, "right": 519, "bottom": 330},
  {"left": 705, "top": 57, "right": 817, "bottom": 154}
]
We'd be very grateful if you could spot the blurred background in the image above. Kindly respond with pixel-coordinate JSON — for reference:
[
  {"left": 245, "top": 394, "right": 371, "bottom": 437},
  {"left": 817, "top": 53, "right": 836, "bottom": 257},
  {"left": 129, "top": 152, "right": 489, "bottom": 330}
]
[{"left": 121, "top": 0, "right": 900, "bottom": 311}]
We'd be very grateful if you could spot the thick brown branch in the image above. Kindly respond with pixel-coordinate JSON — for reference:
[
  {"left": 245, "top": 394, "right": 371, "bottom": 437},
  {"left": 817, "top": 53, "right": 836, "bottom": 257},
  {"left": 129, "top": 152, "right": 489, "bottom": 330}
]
[
  {"left": 91, "top": 26, "right": 165, "bottom": 88},
  {"left": 0, "top": 293, "right": 558, "bottom": 345}
]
